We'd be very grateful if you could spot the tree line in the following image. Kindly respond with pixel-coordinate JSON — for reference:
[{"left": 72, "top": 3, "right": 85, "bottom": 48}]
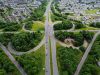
[
  {"left": 55, "top": 31, "right": 94, "bottom": 47},
  {"left": 11, "top": 32, "right": 43, "bottom": 52},
  {"left": 90, "top": 22, "right": 100, "bottom": 28},
  {"left": 53, "top": 20, "right": 73, "bottom": 30},
  {"left": 0, "top": 21, "right": 21, "bottom": 31}
]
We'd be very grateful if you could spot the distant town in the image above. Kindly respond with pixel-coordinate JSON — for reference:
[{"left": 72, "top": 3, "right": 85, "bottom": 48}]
[
  {"left": 59, "top": 0, "right": 100, "bottom": 23},
  {"left": 0, "top": 0, "right": 43, "bottom": 22}
]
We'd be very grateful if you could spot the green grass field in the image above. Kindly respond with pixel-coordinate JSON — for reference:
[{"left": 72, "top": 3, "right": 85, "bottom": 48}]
[
  {"left": 85, "top": 9, "right": 99, "bottom": 14},
  {"left": 79, "top": 27, "right": 100, "bottom": 30},
  {"left": 32, "top": 21, "right": 44, "bottom": 31},
  {"left": 36, "top": 45, "right": 45, "bottom": 75}
]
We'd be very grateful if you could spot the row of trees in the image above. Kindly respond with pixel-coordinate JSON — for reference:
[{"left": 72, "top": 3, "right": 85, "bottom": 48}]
[
  {"left": 57, "top": 47, "right": 82, "bottom": 75},
  {"left": 55, "top": 31, "right": 94, "bottom": 47},
  {"left": 11, "top": 32, "right": 43, "bottom": 52},
  {"left": 0, "top": 21, "right": 21, "bottom": 31},
  {"left": 90, "top": 22, "right": 100, "bottom": 28},
  {"left": 51, "top": 2, "right": 74, "bottom": 22},
  {"left": 28, "top": 0, "right": 47, "bottom": 21},
  {"left": 51, "top": 14, "right": 63, "bottom": 22},
  {"left": 54, "top": 1, "right": 74, "bottom": 16},
  {"left": 55, "top": 31, "right": 84, "bottom": 46},
  {"left": 54, "top": 2, "right": 61, "bottom": 13},
  {"left": 80, "top": 31, "right": 94, "bottom": 43},
  {"left": 74, "top": 21, "right": 85, "bottom": 29},
  {"left": 53, "top": 20, "right": 73, "bottom": 30},
  {"left": 0, "top": 48, "right": 20, "bottom": 75},
  {"left": 51, "top": 3, "right": 68, "bottom": 22}
]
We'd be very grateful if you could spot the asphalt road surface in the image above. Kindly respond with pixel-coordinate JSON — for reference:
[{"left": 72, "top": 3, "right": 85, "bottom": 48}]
[
  {"left": 49, "top": 25, "right": 59, "bottom": 75},
  {"left": 44, "top": 0, "right": 52, "bottom": 75}
]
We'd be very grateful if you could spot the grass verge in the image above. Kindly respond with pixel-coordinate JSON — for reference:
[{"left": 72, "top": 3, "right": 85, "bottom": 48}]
[
  {"left": 32, "top": 21, "right": 44, "bottom": 31},
  {"left": 49, "top": 39, "right": 53, "bottom": 75}
]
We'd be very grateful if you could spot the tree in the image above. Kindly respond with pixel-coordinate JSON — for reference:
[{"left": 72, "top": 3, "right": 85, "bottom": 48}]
[
  {"left": 74, "top": 21, "right": 85, "bottom": 29},
  {"left": 81, "top": 31, "right": 94, "bottom": 43},
  {"left": 0, "top": 49, "right": 20, "bottom": 75},
  {"left": 0, "top": 33, "right": 14, "bottom": 46},
  {"left": 57, "top": 47, "right": 82, "bottom": 75},
  {"left": 53, "top": 20, "right": 72, "bottom": 30},
  {"left": 30, "top": 0, "right": 47, "bottom": 21},
  {"left": 90, "top": 22, "right": 100, "bottom": 28},
  {"left": 73, "top": 33, "right": 84, "bottom": 46},
  {"left": 79, "top": 46, "right": 86, "bottom": 52},
  {"left": 16, "top": 51, "right": 43, "bottom": 75},
  {"left": 0, "top": 21, "right": 21, "bottom": 31},
  {"left": 11, "top": 32, "right": 43, "bottom": 52}
]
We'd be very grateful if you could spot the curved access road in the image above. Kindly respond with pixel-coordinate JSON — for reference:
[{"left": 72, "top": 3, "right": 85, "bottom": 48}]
[
  {"left": 74, "top": 31, "right": 100, "bottom": 75},
  {"left": 22, "top": 24, "right": 34, "bottom": 33},
  {"left": 7, "top": 37, "right": 45, "bottom": 55},
  {"left": 55, "top": 30, "right": 100, "bottom": 33},
  {"left": 0, "top": 32, "right": 20, "bottom": 34}
]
